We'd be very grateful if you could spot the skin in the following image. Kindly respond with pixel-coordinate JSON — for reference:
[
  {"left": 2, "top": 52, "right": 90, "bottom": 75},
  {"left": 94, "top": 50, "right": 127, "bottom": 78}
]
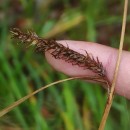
[{"left": 45, "top": 40, "right": 130, "bottom": 100}]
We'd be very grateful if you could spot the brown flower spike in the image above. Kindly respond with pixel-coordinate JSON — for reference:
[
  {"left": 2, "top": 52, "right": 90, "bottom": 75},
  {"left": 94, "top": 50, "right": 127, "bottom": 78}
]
[{"left": 10, "top": 28, "right": 111, "bottom": 88}]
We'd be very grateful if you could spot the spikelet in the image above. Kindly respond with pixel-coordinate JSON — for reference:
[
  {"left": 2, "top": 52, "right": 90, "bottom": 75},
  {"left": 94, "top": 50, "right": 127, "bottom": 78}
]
[{"left": 10, "top": 28, "right": 106, "bottom": 77}]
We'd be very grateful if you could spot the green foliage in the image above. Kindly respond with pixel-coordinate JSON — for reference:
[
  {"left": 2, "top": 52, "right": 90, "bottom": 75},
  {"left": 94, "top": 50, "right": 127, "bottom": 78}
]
[{"left": 0, "top": 0, "right": 130, "bottom": 130}]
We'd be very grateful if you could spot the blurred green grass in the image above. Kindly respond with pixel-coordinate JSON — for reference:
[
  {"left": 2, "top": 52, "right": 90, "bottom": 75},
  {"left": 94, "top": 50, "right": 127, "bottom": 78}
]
[{"left": 0, "top": 0, "right": 130, "bottom": 130}]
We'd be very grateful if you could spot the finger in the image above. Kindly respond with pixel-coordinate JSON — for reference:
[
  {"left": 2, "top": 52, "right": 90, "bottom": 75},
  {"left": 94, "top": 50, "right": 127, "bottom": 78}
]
[{"left": 45, "top": 40, "right": 130, "bottom": 99}]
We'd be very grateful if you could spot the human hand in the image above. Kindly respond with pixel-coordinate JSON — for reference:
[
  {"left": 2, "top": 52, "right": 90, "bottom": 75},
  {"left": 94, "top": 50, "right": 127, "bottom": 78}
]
[{"left": 45, "top": 40, "right": 130, "bottom": 99}]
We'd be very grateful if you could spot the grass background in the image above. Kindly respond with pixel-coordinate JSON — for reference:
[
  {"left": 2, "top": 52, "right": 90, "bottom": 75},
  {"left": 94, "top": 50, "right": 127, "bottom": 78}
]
[{"left": 0, "top": 0, "right": 130, "bottom": 130}]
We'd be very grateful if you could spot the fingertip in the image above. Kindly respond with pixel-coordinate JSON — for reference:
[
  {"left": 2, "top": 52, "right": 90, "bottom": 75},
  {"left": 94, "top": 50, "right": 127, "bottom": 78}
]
[{"left": 45, "top": 40, "right": 116, "bottom": 78}]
